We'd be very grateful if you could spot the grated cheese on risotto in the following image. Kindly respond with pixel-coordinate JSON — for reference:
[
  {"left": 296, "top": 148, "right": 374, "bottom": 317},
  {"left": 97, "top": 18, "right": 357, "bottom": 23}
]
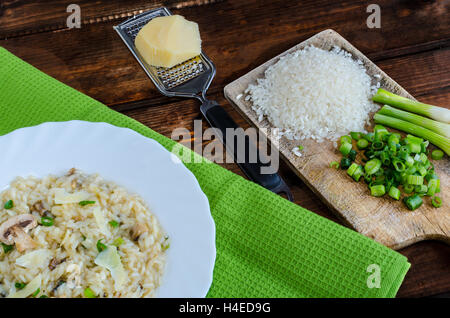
[{"left": 245, "top": 46, "right": 379, "bottom": 142}]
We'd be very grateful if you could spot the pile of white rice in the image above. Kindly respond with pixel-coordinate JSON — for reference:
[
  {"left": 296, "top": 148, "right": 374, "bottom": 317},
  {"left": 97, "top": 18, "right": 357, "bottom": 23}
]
[
  {"left": 0, "top": 169, "right": 166, "bottom": 298},
  {"left": 245, "top": 46, "right": 380, "bottom": 142}
]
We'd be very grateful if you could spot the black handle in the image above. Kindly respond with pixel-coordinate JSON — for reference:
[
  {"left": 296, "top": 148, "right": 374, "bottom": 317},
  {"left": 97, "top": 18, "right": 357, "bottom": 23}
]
[{"left": 200, "top": 100, "right": 293, "bottom": 200}]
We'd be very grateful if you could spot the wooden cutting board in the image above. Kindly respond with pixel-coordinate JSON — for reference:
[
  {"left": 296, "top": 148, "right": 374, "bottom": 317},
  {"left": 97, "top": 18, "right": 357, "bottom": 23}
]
[{"left": 224, "top": 29, "right": 449, "bottom": 250}]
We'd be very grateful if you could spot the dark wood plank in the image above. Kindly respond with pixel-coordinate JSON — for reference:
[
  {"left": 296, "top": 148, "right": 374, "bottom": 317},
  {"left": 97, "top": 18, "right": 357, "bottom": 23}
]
[
  {"left": 0, "top": 0, "right": 221, "bottom": 38},
  {"left": 1, "top": 0, "right": 449, "bottom": 111},
  {"left": 397, "top": 241, "right": 450, "bottom": 298}
]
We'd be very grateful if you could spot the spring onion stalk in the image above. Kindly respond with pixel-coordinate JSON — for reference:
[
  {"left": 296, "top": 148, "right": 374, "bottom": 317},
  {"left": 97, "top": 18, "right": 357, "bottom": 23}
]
[
  {"left": 373, "top": 113, "right": 450, "bottom": 155},
  {"left": 383, "top": 102, "right": 450, "bottom": 137},
  {"left": 373, "top": 88, "right": 450, "bottom": 124}
]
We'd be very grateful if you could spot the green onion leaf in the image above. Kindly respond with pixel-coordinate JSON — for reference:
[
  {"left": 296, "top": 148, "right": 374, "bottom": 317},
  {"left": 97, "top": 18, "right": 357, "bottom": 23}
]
[
  {"left": 356, "top": 139, "right": 369, "bottom": 150},
  {"left": 403, "top": 194, "right": 423, "bottom": 211},
  {"left": 427, "top": 179, "right": 439, "bottom": 196},
  {"left": 1, "top": 243, "right": 13, "bottom": 254},
  {"left": 350, "top": 132, "right": 362, "bottom": 140},
  {"left": 79, "top": 200, "right": 96, "bottom": 206},
  {"left": 431, "top": 196, "right": 442, "bottom": 208},
  {"left": 340, "top": 135, "right": 352, "bottom": 144},
  {"left": 403, "top": 184, "right": 415, "bottom": 194},
  {"left": 40, "top": 216, "right": 54, "bottom": 227},
  {"left": 39, "top": 295, "right": 49, "bottom": 298},
  {"left": 96, "top": 239, "right": 107, "bottom": 252},
  {"left": 4, "top": 200, "right": 13, "bottom": 210},
  {"left": 348, "top": 150, "right": 357, "bottom": 162},
  {"left": 112, "top": 237, "right": 124, "bottom": 247},
  {"left": 31, "top": 288, "right": 40, "bottom": 298},
  {"left": 339, "top": 143, "right": 352, "bottom": 156},
  {"left": 15, "top": 282, "right": 26, "bottom": 290},
  {"left": 406, "top": 175, "right": 423, "bottom": 185},
  {"left": 109, "top": 220, "right": 120, "bottom": 228},
  {"left": 329, "top": 161, "right": 340, "bottom": 169},
  {"left": 388, "top": 186, "right": 401, "bottom": 200},
  {"left": 340, "top": 157, "right": 352, "bottom": 170},
  {"left": 84, "top": 287, "right": 97, "bottom": 298},
  {"left": 370, "top": 184, "right": 386, "bottom": 197},
  {"left": 365, "top": 158, "right": 382, "bottom": 175},
  {"left": 414, "top": 185, "right": 428, "bottom": 194},
  {"left": 431, "top": 149, "right": 444, "bottom": 160},
  {"left": 347, "top": 163, "right": 359, "bottom": 178},
  {"left": 363, "top": 133, "right": 374, "bottom": 142}
]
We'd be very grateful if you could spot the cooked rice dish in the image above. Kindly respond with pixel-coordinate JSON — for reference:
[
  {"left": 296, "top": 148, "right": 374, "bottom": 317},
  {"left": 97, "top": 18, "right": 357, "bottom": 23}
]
[{"left": 0, "top": 169, "right": 167, "bottom": 298}]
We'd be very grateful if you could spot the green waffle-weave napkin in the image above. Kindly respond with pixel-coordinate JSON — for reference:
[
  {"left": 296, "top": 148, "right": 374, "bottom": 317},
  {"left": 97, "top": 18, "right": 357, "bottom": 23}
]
[{"left": 0, "top": 47, "right": 410, "bottom": 297}]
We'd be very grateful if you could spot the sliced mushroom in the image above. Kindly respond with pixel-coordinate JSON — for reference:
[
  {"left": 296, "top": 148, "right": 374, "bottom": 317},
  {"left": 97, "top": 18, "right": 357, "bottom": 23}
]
[
  {"left": 0, "top": 214, "right": 38, "bottom": 252},
  {"left": 30, "top": 201, "right": 49, "bottom": 216},
  {"left": 48, "top": 257, "right": 68, "bottom": 271},
  {"left": 130, "top": 223, "right": 147, "bottom": 241},
  {"left": 67, "top": 168, "right": 76, "bottom": 176}
]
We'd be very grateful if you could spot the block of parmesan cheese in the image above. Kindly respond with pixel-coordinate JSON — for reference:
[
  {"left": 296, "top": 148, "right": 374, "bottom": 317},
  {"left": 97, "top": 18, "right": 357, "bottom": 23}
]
[{"left": 134, "top": 15, "right": 202, "bottom": 68}]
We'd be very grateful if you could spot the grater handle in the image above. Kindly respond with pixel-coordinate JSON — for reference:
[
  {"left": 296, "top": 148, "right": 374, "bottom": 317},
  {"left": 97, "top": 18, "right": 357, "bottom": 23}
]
[{"left": 200, "top": 100, "right": 293, "bottom": 201}]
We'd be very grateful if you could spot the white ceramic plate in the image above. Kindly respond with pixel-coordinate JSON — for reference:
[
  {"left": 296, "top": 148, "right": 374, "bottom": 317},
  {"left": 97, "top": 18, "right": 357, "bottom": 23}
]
[{"left": 0, "top": 121, "right": 216, "bottom": 297}]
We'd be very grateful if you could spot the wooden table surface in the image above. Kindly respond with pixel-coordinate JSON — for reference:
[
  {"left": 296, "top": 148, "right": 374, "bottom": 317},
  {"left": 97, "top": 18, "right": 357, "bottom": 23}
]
[{"left": 1, "top": 0, "right": 449, "bottom": 297}]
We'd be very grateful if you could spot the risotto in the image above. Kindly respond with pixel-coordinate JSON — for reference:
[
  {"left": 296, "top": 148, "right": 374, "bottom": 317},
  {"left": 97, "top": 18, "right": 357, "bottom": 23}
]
[{"left": 0, "top": 169, "right": 167, "bottom": 298}]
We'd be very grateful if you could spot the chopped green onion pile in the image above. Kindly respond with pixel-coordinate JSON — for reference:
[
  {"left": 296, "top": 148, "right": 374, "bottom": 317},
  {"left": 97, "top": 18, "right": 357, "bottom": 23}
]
[{"left": 332, "top": 125, "right": 443, "bottom": 210}]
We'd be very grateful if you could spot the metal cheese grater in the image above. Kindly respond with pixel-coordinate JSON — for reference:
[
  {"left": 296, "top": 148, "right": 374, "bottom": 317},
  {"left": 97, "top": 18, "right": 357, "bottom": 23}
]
[{"left": 114, "top": 7, "right": 293, "bottom": 201}]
